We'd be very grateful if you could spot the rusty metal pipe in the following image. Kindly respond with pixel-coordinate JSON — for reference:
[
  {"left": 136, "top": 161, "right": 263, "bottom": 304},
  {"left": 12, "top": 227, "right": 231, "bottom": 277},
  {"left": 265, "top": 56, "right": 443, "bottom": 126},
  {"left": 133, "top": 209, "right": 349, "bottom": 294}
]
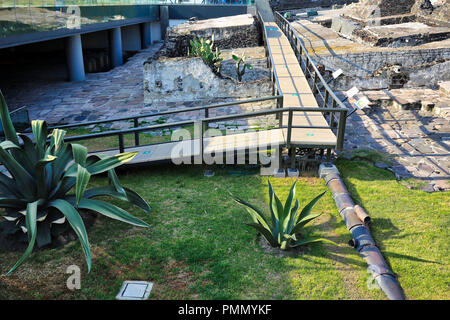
[
  {"left": 341, "top": 207, "right": 363, "bottom": 230},
  {"left": 354, "top": 205, "right": 371, "bottom": 225},
  {"left": 319, "top": 163, "right": 405, "bottom": 300}
]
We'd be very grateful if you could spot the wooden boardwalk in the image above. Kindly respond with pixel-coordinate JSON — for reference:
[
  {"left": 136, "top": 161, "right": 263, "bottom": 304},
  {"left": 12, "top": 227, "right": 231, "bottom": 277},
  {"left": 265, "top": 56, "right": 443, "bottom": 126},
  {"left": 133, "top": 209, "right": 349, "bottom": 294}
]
[{"left": 264, "top": 22, "right": 337, "bottom": 148}]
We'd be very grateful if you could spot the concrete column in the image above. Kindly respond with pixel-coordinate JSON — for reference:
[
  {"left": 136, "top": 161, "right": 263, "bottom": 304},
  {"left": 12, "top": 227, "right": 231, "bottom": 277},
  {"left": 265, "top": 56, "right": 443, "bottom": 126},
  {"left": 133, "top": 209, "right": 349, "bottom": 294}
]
[
  {"left": 150, "top": 22, "right": 162, "bottom": 43},
  {"left": 122, "top": 25, "right": 142, "bottom": 52},
  {"left": 65, "top": 34, "right": 85, "bottom": 81},
  {"left": 109, "top": 27, "right": 123, "bottom": 67},
  {"left": 159, "top": 6, "right": 169, "bottom": 40},
  {"left": 140, "top": 22, "right": 151, "bottom": 48}
]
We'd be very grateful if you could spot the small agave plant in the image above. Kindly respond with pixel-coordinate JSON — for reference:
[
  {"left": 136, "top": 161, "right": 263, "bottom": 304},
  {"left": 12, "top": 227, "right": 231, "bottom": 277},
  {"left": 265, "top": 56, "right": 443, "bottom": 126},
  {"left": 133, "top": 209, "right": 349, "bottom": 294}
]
[
  {"left": 231, "top": 52, "right": 253, "bottom": 82},
  {"left": 233, "top": 180, "right": 337, "bottom": 250},
  {"left": 0, "top": 91, "right": 150, "bottom": 274}
]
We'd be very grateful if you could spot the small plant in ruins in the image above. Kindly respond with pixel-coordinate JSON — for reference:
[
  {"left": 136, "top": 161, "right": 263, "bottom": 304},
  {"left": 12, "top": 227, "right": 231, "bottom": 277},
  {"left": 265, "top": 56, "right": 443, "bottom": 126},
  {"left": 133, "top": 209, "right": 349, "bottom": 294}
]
[
  {"left": 232, "top": 52, "right": 253, "bottom": 82},
  {"left": 188, "top": 35, "right": 223, "bottom": 74},
  {"left": 232, "top": 180, "right": 337, "bottom": 250},
  {"left": 0, "top": 91, "right": 151, "bottom": 274}
]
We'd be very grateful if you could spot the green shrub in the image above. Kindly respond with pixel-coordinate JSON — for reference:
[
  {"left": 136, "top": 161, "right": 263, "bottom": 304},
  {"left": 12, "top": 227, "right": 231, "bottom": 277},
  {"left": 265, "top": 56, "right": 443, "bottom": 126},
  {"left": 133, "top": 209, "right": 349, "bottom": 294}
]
[
  {"left": 233, "top": 180, "right": 336, "bottom": 250},
  {"left": 0, "top": 91, "right": 151, "bottom": 274},
  {"left": 231, "top": 52, "right": 253, "bottom": 82},
  {"left": 188, "top": 35, "right": 223, "bottom": 74}
]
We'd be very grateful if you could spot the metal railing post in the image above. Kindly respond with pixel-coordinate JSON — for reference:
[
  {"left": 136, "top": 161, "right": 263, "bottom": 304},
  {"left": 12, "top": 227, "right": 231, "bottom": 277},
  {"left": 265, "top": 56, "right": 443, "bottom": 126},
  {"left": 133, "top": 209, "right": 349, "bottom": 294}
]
[
  {"left": 133, "top": 118, "right": 139, "bottom": 146},
  {"left": 204, "top": 108, "right": 209, "bottom": 134},
  {"left": 199, "top": 120, "right": 204, "bottom": 164},
  {"left": 331, "top": 99, "right": 337, "bottom": 129},
  {"left": 272, "top": 71, "right": 276, "bottom": 95},
  {"left": 313, "top": 71, "right": 319, "bottom": 94},
  {"left": 118, "top": 133, "right": 124, "bottom": 153},
  {"left": 337, "top": 108, "right": 347, "bottom": 151},
  {"left": 323, "top": 89, "right": 329, "bottom": 108},
  {"left": 287, "top": 110, "right": 293, "bottom": 147}
]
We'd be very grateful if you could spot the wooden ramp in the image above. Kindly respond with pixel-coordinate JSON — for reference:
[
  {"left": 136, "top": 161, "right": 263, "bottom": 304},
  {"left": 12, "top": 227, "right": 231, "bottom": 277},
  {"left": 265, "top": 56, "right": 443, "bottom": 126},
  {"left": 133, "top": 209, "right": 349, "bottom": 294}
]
[
  {"left": 264, "top": 22, "right": 337, "bottom": 148},
  {"left": 90, "top": 129, "right": 286, "bottom": 165}
]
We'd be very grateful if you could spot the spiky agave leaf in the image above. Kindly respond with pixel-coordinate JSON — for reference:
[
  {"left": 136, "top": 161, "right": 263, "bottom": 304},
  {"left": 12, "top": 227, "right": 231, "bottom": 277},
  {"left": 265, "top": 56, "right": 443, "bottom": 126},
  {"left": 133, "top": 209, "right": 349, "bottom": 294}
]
[
  {"left": 76, "top": 198, "right": 149, "bottom": 228},
  {"left": 1, "top": 92, "right": 151, "bottom": 274},
  {"left": 74, "top": 164, "right": 91, "bottom": 207},
  {"left": 268, "top": 179, "right": 283, "bottom": 242},
  {"left": 0, "top": 144, "right": 36, "bottom": 199},
  {"left": 233, "top": 180, "right": 335, "bottom": 250},
  {"left": 282, "top": 180, "right": 296, "bottom": 229},
  {"left": 291, "top": 191, "right": 327, "bottom": 234},
  {"left": 6, "top": 201, "right": 39, "bottom": 275},
  {"left": 85, "top": 152, "right": 138, "bottom": 175},
  {"left": 291, "top": 237, "right": 338, "bottom": 247},
  {"left": 232, "top": 195, "right": 271, "bottom": 231},
  {"left": 83, "top": 186, "right": 150, "bottom": 213},
  {"left": 0, "top": 90, "right": 19, "bottom": 146},
  {"left": 48, "top": 199, "right": 92, "bottom": 272}
]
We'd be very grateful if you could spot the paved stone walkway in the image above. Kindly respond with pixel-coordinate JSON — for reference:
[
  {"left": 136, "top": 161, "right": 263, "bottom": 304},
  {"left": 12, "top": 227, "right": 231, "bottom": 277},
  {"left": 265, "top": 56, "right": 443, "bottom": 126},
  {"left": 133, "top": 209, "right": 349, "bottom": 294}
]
[
  {"left": 3, "top": 44, "right": 164, "bottom": 125},
  {"left": 343, "top": 101, "right": 450, "bottom": 192}
]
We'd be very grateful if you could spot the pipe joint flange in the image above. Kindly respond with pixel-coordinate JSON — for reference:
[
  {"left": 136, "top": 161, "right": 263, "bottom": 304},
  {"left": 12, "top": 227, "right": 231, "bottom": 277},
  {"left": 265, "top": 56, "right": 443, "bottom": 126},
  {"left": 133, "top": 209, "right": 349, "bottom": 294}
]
[
  {"left": 323, "top": 172, "right": 341, "bottom": 185},
  {"left": 333, "top": 193, "right": 355, "bottom": 213},
  {"left": 375, "top": 274, "right": 406, "bottom": 300},
  {"left": 368, "top": 265, "right": 396, "bottom": 278},
  {"left": 327, "top": 178, "right": 349, "bottom": 195},
  {"left": 349, "top": 225, "right": 376, "bottom": 251},
  {"left": 341, "top": 207, "right": 363, "bottom": 230}
]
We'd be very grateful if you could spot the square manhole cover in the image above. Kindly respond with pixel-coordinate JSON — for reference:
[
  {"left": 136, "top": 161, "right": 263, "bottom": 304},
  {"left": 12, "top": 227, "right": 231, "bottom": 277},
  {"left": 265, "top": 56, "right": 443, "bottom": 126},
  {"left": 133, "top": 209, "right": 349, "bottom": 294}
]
[{"left": 116, "top": 281, "right": 153, "bottom": 300}]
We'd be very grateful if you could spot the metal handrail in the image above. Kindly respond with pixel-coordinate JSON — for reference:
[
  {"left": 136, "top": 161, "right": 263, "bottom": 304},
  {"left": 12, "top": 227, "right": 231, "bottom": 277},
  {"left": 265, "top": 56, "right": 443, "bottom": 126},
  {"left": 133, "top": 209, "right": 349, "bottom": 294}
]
[
  {"left": 64, "top": 105, "right": 347, "bottom": 154},
  {"left": 274, "top": 11, "right": 347, "bottom": 111},
  {"left": 257, "top": 11, "right": 283, "bottom": 110},
  {"left": 49, "top": 95, "right": 282, "bottom": 130}
]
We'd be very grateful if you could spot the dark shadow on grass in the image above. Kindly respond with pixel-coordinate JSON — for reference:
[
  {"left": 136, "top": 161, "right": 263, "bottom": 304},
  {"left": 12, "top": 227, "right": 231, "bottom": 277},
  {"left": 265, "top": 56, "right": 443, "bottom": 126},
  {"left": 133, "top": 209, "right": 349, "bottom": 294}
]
[
  {"left": 383, "top": 251, "right": 441, "bottom": 265},
  {"left": 369, "top": 218, "right": 400, "bottom": 239}
]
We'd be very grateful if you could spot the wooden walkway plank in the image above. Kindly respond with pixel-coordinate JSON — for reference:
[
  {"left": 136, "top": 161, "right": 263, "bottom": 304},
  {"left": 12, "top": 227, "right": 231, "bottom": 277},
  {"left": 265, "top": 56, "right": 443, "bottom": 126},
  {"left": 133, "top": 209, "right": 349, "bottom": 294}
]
[
  {"left": 88, "top": 129, "right": 287, "bottom": 165},
  {"left": 263, "top": 21, "right": 337, "bottom": 147}
]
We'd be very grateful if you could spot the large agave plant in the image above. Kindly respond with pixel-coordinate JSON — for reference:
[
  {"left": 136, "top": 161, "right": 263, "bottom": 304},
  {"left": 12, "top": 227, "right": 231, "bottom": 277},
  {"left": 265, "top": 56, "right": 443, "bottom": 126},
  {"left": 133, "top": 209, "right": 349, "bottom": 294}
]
[
  {"left": 0, "top": 91, "right": 150, "bottom": 274},
  {"left": 233, "top": 180, "right": 337, "bottom": 250}
]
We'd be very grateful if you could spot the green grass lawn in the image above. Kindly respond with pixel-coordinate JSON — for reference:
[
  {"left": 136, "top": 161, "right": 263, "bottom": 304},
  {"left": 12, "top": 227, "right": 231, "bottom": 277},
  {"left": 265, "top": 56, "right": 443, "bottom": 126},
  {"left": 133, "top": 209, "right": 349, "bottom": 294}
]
[{"left": 0, "top": 159, "right": 448, "bottom": 300}]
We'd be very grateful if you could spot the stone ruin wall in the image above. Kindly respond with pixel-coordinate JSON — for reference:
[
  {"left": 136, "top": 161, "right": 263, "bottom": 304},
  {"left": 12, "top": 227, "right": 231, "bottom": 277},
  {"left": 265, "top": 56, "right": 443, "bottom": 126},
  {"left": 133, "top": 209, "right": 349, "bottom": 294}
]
[
  {"left": 345, "top": 0, "right": 449, "bottom": 26},
  {"left": 314, "top": 47, "right": 450, "bottom": 90},
  {"left": 412, "top": 0, "right": 450, "bottom": 27},
  {"left": 161, "top": 14, "right": 261, "bottom": 58},
  {"left": 348, "top": 0, "right": 416, "bottom": 19},
  {"left": 144, "top": 13, "right": 275, "bottom": 127},
  {"left": 277, "top": 0, "right": 358, "bottom": 10},
  {"left": 144, "top": 57, "right": 272, "bottom": 104}
]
